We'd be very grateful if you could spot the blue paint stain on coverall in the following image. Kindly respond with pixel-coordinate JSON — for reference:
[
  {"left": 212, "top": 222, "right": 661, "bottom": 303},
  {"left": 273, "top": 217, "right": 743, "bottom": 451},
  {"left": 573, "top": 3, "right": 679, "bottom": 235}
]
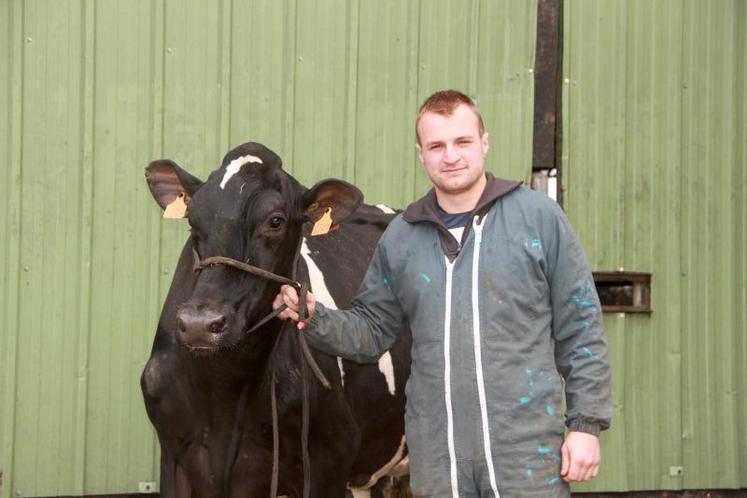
[
  {"left": 524, "top": 239, "right": 544, "bottom": 251},
  {"left": 570, "top": 281, "right": 598, "bottom": 309}
]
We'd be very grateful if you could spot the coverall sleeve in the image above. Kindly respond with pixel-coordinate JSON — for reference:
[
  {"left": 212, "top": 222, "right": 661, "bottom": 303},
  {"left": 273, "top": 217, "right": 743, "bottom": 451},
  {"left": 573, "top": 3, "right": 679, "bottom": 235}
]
[
  {"left": 546, "top": 204, "right": 613, "bottom": 435},
  {"left": 304, "top": 237, "right": 407, "bottom": 364}
]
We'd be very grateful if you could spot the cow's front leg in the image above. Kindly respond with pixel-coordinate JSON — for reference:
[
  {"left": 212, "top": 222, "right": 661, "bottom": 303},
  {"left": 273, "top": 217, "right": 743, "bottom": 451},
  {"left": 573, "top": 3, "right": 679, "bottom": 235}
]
[
  {"left": 307, "top": 459, "right": 352, "bottom": 498},
  {"left": 156, "top": 445, "right": 195, "bottom": 498},
  {"left": 306, "top": 418, "right": 361, "bottom": 497}
]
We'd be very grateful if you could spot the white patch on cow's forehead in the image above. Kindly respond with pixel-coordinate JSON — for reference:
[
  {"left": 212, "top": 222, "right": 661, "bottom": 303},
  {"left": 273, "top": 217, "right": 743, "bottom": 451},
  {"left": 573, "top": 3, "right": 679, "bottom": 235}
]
[
  {"left": 378, "top": 351, "right": 396, "bottom": 396},
  {"left": 300, "top": 238, "right": 338, "bottom": 309},
  {"left": 219, "top": 154, "right": 263, "bottom": 190},
  {"left": 376, "top": 204, "right": 395, "bottom": 214}
]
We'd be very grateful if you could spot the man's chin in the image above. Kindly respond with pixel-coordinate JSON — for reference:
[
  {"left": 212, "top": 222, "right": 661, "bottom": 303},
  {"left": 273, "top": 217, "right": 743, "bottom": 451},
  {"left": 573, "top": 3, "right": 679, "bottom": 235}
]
[{"left": 437, "top": 179, "right": 479, "bottom": 196}]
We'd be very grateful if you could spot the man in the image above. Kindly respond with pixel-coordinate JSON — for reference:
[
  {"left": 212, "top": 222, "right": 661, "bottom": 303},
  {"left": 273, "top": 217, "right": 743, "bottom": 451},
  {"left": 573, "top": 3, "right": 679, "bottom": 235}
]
[{"left": 275, "top": 90, "right": 612, "bottom": 497}]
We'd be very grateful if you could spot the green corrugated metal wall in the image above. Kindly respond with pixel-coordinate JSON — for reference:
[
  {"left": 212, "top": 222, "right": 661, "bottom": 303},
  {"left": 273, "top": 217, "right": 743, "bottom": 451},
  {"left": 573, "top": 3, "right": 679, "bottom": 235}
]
[
  {"left": 0, "top": 1, "right": 536, "bottom": 495},
  {"left": 563, "top": 0, "right": 746, "bottom": 492},
  {"left": 1, "top": 0, "right": 745, "bottom": 496}
]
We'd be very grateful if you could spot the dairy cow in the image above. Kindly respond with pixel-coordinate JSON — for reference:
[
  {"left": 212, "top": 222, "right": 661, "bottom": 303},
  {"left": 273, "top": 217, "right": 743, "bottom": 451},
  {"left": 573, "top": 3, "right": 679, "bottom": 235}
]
[{"left": 141, "top": 142, "right": 410, "bottom": 497}]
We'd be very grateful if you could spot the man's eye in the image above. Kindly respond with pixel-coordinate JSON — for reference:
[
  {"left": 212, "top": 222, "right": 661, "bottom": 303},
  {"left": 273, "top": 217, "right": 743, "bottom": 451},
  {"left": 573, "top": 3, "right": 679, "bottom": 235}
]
[{"left": 269, "top": 216, "right": 285, "bottom": 229}]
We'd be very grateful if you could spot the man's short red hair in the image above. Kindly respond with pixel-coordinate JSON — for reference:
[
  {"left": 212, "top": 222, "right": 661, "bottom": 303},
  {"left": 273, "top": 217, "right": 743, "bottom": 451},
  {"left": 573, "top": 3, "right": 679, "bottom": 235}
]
[{"left": 416, "top": 90, "right": 485, "bottom": 144}]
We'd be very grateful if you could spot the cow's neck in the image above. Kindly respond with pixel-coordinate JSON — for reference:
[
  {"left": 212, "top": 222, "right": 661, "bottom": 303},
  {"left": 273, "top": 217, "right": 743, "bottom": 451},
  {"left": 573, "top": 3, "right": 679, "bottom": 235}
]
[{"left": 190, "top": 322, "right": 282, "bottom": 391}]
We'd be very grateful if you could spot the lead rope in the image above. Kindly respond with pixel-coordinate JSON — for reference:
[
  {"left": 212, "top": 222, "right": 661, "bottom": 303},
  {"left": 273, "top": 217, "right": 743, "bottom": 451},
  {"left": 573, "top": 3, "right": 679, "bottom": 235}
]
[
  {"left": 297, "top": 281, "right": 312, "bottom": 498},
  {"left": 270, "top": 368, "right": 280, "bottom": 498},
  {"left": 301, "top": 349, "right": 312, "bottom": 498},
  {"left": 268, "top": 242, "right": 328, "bottom": 498}
]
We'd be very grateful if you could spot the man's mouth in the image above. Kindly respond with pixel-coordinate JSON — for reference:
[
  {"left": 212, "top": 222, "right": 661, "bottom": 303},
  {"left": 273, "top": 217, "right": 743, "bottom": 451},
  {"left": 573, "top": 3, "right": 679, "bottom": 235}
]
[{"left": 442, "top": 166, "right": 467, "bottom": 173}]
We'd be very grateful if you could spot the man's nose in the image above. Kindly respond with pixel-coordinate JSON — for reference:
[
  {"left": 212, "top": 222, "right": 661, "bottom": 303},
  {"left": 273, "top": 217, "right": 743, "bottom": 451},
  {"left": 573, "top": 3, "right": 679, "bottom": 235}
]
[{"left": 443, "top": 144, "right": 459, "bottom": 163}]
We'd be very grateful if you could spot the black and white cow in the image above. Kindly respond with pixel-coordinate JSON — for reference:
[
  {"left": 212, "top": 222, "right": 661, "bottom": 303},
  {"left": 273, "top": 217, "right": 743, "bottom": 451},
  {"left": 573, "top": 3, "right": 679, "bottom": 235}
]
[{"left": 141, "top": 142, "right": 410, "bottom": 498}]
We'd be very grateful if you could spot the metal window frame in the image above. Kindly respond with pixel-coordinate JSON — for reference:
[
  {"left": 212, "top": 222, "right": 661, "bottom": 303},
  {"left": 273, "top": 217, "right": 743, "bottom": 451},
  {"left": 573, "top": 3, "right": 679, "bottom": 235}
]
[{"left": 593, "top": 271, "right": 652, "bottom": 313}]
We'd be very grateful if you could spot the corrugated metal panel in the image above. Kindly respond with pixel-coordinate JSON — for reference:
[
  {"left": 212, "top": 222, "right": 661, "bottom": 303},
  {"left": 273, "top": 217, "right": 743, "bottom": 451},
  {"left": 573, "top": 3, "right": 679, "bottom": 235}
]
[
  {"left": 679, "top": 0, "right": 747, "bottom": 488},
  {"left": 6, "top": 0, "right": 92, "bottom": 494},
  {"left": 0, "top": 0, "right": 537, "bottom": 495},
  {"left": 83, "top": 0, "right": 164, "bottom": 492},
  {"left": 563, "top": 0, "right": 746, "bottom": 492},
  {"left": 1, "top": 0, "right": 23, "bottom": 495}
]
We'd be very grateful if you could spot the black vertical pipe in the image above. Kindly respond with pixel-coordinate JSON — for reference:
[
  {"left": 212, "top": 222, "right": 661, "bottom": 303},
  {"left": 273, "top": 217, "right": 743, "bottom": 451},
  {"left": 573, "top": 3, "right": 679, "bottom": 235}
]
[{"left": 532, "top": 0, "right": 563, "bottom": 202}]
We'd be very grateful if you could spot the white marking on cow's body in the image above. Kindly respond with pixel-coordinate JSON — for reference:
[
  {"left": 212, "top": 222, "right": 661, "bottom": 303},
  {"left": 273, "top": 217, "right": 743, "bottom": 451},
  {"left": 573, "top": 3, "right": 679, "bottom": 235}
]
[
  {"left": 219, "top": 154, "right": 263, "bottom": 190},
  {"left": 301, "top": 238, "right": 346, "bottom": 387},
  {"left": 337, "top": 357, "right": 345, "bottom": 387},
  {"left": 376, "top": 203, "right": 395, "bottom": 214},
  {"left": 299, "top": 238, "right": 338, "bottom": 309},
  {"left": 378, "top": 352, "right": 396, "bottom": 396},
  {"left": 350, "top": 435, "right": 407, "bottom": 492}
]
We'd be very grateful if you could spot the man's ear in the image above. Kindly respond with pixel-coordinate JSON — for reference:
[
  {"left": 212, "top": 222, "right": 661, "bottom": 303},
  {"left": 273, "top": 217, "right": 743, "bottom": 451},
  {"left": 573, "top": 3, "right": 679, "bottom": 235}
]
[
  {"left": 144, "top": 160, "right": 204, "bottom": 216},
  {"left": 301, "top": 179, "right": 363, "bottom": 225}
]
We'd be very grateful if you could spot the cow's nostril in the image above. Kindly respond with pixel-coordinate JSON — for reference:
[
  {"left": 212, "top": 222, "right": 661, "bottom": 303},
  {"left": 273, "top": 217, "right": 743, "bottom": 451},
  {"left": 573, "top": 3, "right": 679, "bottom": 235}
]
[
  {"left": 209, "top": 316, "right": 226, "bottom": 334},
  {"left": 177, "top": 317, "right": 187, "bottom": 332}
]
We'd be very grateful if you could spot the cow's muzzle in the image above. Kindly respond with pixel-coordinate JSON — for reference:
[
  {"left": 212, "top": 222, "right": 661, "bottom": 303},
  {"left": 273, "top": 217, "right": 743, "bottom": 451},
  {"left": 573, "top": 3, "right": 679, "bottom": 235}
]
[
  {"left": 176, "top": 306, "right": 228, "bottom": 349},
  {"left": 189, "top": 244, "right": 330, "bottom": 388}
]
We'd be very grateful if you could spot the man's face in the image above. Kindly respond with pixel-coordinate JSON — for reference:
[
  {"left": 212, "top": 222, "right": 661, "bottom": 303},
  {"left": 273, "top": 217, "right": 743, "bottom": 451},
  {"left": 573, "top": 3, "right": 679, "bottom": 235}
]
[{"left": 416, "top": 104, "right": 489, "bottom": 204}]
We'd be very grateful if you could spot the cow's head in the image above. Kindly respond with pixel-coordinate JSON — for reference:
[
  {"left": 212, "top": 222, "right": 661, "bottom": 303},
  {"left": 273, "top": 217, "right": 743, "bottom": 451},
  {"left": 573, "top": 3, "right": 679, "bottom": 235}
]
[{"left": 145, "top": 142, "right": 362, "bottom": 353}]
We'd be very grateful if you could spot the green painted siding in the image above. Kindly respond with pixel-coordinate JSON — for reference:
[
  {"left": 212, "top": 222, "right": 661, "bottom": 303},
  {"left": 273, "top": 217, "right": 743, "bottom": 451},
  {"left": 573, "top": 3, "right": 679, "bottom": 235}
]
[
  {"left": 0, "top": 1, "right": 536, "bottom": 495},
  {"left": 3, "top": 0, "right": 744, "bottom": 496},
  {"left": 563, "top": 0, "right": 746, "bottom": 492}
]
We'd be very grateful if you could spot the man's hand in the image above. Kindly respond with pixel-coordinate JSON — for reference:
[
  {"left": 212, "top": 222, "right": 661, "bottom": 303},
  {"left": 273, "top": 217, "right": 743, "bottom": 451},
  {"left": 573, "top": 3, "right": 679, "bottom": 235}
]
[
  {"left": 560, "top": 431, "right": 600, "bottom": 482},
  {"left": 273, "top": 284, "right": 317, "bottom": 322}
]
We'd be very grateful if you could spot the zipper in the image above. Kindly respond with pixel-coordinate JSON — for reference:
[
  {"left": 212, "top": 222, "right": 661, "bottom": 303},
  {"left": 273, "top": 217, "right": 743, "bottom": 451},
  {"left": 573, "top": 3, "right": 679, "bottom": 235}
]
[
  {"left": 471, "top": 216, "right": 500, "bottom": 497},
  {"left": 443, "top": 259, "right": 459, "bottom": 498}
]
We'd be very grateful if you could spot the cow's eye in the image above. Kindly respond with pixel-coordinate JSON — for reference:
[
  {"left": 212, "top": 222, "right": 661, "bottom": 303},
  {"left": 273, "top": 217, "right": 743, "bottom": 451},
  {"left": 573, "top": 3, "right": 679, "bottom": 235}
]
[{"left": 269, "top": 216, "right": 285, "bottom": 229}]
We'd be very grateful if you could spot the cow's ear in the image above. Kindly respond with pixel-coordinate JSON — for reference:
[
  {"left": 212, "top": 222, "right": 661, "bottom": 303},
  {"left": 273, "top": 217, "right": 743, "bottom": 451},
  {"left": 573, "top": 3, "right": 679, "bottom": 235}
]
[
  {"left": 301, "top": 179, "right": 363, "bottom": 225},
  {"left": 145, "top": 160, "right": 203, "bottom": 216}
]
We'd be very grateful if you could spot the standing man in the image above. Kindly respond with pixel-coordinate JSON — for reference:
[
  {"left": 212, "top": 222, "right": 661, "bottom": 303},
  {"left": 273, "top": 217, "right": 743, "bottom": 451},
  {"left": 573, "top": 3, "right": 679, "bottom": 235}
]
[{"left": 275, "top": 90, "right": 612, "bottom": 497}]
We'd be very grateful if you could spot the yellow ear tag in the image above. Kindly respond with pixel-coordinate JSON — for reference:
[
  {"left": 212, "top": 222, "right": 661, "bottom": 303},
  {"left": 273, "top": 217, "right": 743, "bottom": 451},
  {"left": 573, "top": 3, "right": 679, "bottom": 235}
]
[
  {"left": 163, "top": 192, "right": 188, "bottom": 219},
  {"left": 311, "top": 207, "right": 333, "bottom": 236}
]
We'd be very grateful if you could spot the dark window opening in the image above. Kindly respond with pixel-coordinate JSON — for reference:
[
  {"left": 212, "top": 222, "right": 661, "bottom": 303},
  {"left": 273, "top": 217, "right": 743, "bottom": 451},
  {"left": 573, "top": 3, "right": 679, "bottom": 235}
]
[{"left": 593, "top": 272, "right": 651, "bottom": 313}]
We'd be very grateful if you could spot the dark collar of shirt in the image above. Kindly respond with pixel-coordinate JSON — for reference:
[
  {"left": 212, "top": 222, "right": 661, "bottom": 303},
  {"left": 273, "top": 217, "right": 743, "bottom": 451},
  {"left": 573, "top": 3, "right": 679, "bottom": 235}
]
[{"left": 436, "top": 204, "right": 471, "bottom": 229}]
